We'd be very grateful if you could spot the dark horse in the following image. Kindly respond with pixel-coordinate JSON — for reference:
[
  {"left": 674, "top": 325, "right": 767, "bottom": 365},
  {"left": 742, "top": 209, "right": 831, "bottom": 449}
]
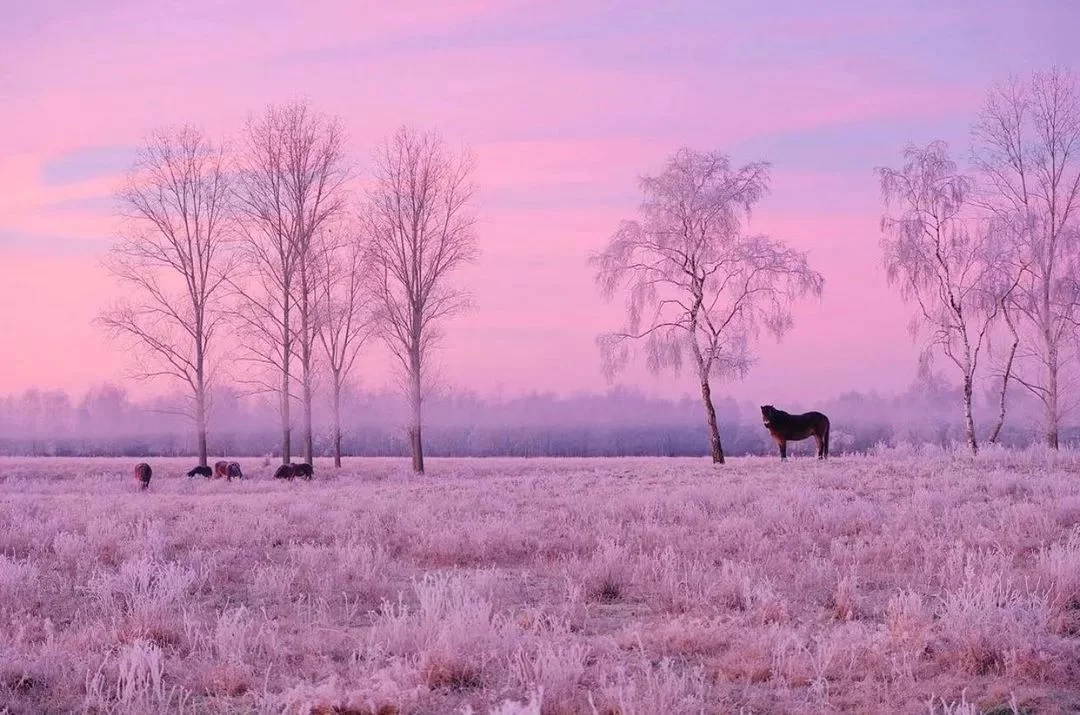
[
  {"left": 134, "top": 462, "right": 152, "bottom": 490},
  {"left": 187, "top": 465, "right": 212, "bottom": 478},
  {"left": 275, "top": 463, "right": 314, "bottom": 481},
  {"left": 760, "top": 405, "right": 830, "bottom": 460},
  {"left": 226, "top": 462, "right": 243, "bottom": 480}
]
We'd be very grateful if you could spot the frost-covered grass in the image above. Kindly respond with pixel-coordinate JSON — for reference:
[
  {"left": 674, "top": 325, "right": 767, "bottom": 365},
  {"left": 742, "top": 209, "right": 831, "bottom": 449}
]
[{"left": 1, "top": 449, "right": 1079, "bottom": 713}]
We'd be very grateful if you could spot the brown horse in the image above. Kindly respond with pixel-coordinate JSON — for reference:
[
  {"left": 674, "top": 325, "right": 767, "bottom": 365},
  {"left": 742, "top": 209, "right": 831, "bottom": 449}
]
[
  {"left": 133, "top": 462, "right": 152, "bottom": 490},
  {"left": 214, "top": 461, "right": 229, "bottom": 479},
  {"left": 760, "top": 405, "right": 830, "bottom": 460}
]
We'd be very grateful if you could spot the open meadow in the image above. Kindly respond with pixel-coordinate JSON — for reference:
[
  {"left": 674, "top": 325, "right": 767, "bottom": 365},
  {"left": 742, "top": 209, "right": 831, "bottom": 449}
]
[{"left": 1, "top": 450, "right": 1079, "bottom": 714}]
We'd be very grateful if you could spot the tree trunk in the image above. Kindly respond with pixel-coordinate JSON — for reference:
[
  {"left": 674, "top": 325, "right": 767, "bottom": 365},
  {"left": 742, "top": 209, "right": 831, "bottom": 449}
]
[
  {"left": 409, "top": 350, "right": 424, "bottom": 474},
  {"left": 300, "top": 272, "right": 315, "bottom": 466},
  {"left": 989, "top": 314, "right": 1018, "bottom": 445},
  {"left": 699, "top": 372, "right": 725, "bottom": 464},
  {"left": 1043, "top": 281, "right": 1060, "bottom": 449},
  {"left": 1047, "top": 351, "right": 1060, "bottom": 449},
  {"left": 302, "top": 375, "right": 314, "bottom": 465},
  {"left": 195, "top": 374, "right": 208, "bottom": 467},
  {"left": 281, "top": 302, "right": 292, "bottom": 465},
  {"left": 962, "top": 373, "right": 977, "bottom": 455},
  {"left": 332, "top": 374, "right": 342, "bottom": 468}
]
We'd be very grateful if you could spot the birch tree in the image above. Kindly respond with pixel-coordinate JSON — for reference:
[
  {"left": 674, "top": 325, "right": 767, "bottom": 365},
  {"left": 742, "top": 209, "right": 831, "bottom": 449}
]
[
  {"left": 877, "top": 140, "right": 1008, "bottom": 455},
  {"left": 315, "top": 223, "right": 374, "bottom": 467},
  {"left": 100, "top": 126, "right": 234, "bottom": 466},
  {"left": 972, "top": 67, "right": 1080, "bottom": 448},
  {"left": 591, "top": 148, "right": 823, "bottom": 464},
  {"left": 232, "top": 100, "right": 348, "bottom": 465},
  {"left": 366, "top": 127, "right": 477, "bottom": 474}
]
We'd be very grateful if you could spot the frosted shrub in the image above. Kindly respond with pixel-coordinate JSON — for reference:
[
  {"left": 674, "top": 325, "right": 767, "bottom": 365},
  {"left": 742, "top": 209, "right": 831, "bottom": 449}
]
[
  {"left": 52, "top": 530, "right": 89, "bottom": 568},
  {"left": 936, "top": 572, "right": 1052, "bottom": 676},
  {"left": 568, "top": 539, "right": 633, "bottom": 603},
  {"left": 462, "top": 687, "right": 543, "bottom": 715},
  {"left": 596, "top": 659, "right": 709, "bottom": 715},
  {"left": 251, "top": 563, "right": 297, "bottom": 603},
  {"left": 85, "top": 638, "right": 180, "bottom": 712},
  {"left": 886, "top": 589, "right": 932, "bottom": 672},
  {"left": 372, "top": 571, "right": 511, "bottom": 690},
  {"left": 90, "top": 557, "right": 198, "bottom": 619},
  {"left": 214, "top": 605, "right": 254, "bottom": 665},
  {"left": 509, "top": 642, "right": 587, "bottom": 713},
  {"left": 0, "top": 554, "right": 40, "bottom": 600},
  {"left": 1035, "top": 531, "right": 1080, "bottom": 610},
  {"left": 643, "top": 545, "right": 716, "bottom": 613}
]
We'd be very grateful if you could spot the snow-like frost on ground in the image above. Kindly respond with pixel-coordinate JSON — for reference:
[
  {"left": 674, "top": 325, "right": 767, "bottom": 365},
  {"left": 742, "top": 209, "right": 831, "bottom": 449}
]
[{"left": 0, "top": 450, "right": 1078, "bottom": 713}]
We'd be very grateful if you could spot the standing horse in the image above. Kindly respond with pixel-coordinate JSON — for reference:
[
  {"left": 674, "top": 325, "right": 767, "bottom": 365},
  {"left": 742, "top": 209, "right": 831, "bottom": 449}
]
[
  {"left": 187, "top": 465, "right": 212, "bottom": 478},
  {"left": 760, "top": 405, "right": 830, "bottom": 460},
  {"left": 214, "top": 461, "right": 229, "bottom": 479},
  {"left": 227, "top": 462, "right": 243, "bottom": 480},
  {"left": 133, "top": 463, "right": 152, "bottom": 490}
]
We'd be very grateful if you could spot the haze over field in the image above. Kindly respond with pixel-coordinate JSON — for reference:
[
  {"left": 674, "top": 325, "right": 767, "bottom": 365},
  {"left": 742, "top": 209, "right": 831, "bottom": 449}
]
[{"left": 4, "top": 1, "right": 1078, "bottom": 410}]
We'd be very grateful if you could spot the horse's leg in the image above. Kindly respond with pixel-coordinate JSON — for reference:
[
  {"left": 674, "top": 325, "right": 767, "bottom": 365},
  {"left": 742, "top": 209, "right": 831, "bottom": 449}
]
[
  {"left": 780, "top": 440, "right": 787, "bottom": 461},
  {"left": 815, "top": 432, "right": 824, "bottom": 459},
  {"left": 824, "top": 423, "right": 830, "bottom": 459}
]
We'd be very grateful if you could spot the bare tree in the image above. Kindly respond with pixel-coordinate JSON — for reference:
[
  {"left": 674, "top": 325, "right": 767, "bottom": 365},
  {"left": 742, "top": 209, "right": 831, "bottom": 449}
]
[
  {"left": 366, "top": 127, "right": 477, "bottom": 474},
  {"left": 315, "top": 223, "right": 374, "bottom": 467},
  {"left": 231, "top": 100, "right": 348, "bottom": 465},
  {"left": 591, "top": 148, "right": 824, "bottom": 464},
  {"left": 877, "top": 140, "right": 1010, "bottom": 455},
  {"left": 972, "top": 67, "right": 1080, "bottom": 448},
  {"left": 100, "top": 126, "right": 234, "bottom": 466}
]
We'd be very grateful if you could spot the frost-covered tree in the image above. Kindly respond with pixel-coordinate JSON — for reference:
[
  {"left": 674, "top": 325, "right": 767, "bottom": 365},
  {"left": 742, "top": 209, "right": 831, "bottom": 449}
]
[
  {"left": 877, "top": 140, "right": 1009, "bottom": 455},
  {"left": 591, "top": 148, "right": 824, "bottom": 464},
  {"left": 231, "top": 100, "right": 348, "bottom": 465},
  {"left": 101, "top": 126, "right": 235, "bottom": 467},
  {"left": 315, "top": 223, "right": 374, "bottom": 468},
  {"left": 366, "top": 127, "right": 477, "bottom": 474},
  {"left": 972, "top": 67, "right": 1080, "bottom": 448}
]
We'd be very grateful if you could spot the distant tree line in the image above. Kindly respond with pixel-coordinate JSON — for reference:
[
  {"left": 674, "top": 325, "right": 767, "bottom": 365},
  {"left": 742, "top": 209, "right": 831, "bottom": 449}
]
[{"left": 0, "top": 378, "right": 1065, "bottom": 459}]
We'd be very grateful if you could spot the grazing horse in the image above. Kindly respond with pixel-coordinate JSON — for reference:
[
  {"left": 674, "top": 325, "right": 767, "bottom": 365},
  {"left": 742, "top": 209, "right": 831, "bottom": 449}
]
[
  {"left": 214, "top": 461, "right": 229, "bottom": 479},
  {"left": 187, "top": 465, "right": 212, "bottom": 478},
  {"left": 226, "top": 462, "right": 243, "bottom": 480},
  {"left": 134, "top": 463, "right": 152, "bottom": 490},
  {"left": 274, "top": 464, "right": 296, "bottom": 480},
  {"left": 760, "top": 405, "right": 830, "bottom": 460},
  {"left": 293, "top": 463, "right": 314, "bottom": 480}
]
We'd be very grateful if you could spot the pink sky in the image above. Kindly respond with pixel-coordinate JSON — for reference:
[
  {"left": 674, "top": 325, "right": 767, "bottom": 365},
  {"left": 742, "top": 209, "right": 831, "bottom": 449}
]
[{"left": 2, "top": 1, "right": 1078, "bottom": 405}]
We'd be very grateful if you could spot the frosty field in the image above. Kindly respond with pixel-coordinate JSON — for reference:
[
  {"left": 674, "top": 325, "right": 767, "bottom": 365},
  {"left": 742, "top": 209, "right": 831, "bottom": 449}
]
[{"left": 1, "top": 451, "right": 1079, "bottom": 714}]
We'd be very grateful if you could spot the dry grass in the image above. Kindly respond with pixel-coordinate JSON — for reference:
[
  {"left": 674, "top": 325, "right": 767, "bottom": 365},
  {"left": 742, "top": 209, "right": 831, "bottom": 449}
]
[{"left": 0, "top": 449, "right": 1079, "bottom": 713}]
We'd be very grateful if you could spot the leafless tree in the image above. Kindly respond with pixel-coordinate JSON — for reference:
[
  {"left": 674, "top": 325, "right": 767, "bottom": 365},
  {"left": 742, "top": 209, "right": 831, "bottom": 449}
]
[
  {"left": 877, "top": 140, "right": 1011, "bottom": 455},
  {"left": 314, "top": 223, "right": 374, "bottom": 467},
  {"left": 100, "top": 126, "right": 234, "bottom": 467},
  {"left": 591, "top": 148, "right": 824, "bottom": 464},
  {"left": 231, "top": 100, "right": 348, "bottom": 465},
  {"left": 972, "top": 67, "right": 1080, "bottom": 448},
  {"left": 366, "top": 127, "right": 477, "bottom": 474}
]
